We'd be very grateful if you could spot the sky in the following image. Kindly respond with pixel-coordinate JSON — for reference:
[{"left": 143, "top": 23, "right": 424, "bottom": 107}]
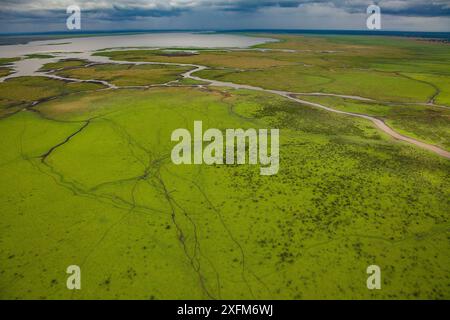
[{"left": 0, "top": 0, "right": 449, "bottom": 33}]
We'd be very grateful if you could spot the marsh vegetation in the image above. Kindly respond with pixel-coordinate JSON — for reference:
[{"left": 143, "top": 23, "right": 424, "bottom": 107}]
[{"left": 0, "top": 33, "right": 449, "bottom": 300}]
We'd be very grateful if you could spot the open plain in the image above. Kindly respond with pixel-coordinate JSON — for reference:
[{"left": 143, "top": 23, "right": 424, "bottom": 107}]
[{"left": 0, "top": 33, "right": 449, "bottom": 300}]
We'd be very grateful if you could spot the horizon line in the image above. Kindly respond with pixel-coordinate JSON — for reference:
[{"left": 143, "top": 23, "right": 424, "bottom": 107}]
[{"left": 1, "top": 28, "right": 450, "bottom": 37}]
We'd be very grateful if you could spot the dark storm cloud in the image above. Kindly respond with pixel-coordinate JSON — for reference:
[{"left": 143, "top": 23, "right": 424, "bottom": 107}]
[
  {"left": 0, "top": 0, "right": 449, "bottom": 32},
  {"left": 0, "top": 1, "right": 449, "bottom": 19},
  {"left": 382, "top": 3, "right": 450, "bottom": 17},
  {"left": 108, "top": 5, "right": 186, "bottom": 19},
  {"left": 333, "top": 0, "right": 450, "bottom": 17},
  {"left": 209, "top": 0, "right": 320, "bottom": 12}
]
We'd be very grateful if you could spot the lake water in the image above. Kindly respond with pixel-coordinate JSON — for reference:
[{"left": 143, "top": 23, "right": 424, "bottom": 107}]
[
  {"left": 0, "top": 32, "right": 276, "bottom": 81},
  {"left": 0, "top": 33, "right": 276, "bottom": 58}
]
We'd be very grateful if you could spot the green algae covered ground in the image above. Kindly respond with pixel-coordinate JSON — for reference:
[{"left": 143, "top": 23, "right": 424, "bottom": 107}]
[
  {"left": 0, "top": 57, "right": 20, "bottom": 79},
  {"left": 0, "top": 33, "right": 449, "bottom": 300},
  {"left": 52, "top": 63, "right": 193, "bottom": 87},
  {"left": 0, "top": 77, "right": 105, "bottom": 118},
  {"left": 296, "top": 95, "right": 450, "bottom": 150}
]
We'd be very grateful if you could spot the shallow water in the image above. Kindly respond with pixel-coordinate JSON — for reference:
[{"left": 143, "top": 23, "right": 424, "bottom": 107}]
[
  {"left": 0, "top": 33, "right": 275, "bottom": 58},
  {"left": 0, "top": 32, "right": 275, "bottom": 82}
]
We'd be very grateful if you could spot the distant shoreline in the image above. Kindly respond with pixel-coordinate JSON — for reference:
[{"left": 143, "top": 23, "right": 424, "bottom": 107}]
[{"left": 1, "top": 29, "right": 449, "bottom": 46}]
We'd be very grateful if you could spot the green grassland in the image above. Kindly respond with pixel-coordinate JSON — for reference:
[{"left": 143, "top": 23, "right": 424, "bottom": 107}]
[
  {"left": 0, "top": 57, "right": 20, "bottom": 65},
  {"left": 0, "top": 68, "right": 13, "bottom": 78},
  {"left": 402, "top": 73, "right": 450, "bottom": 106},
  {"left": 0, "top": 57, "right": 20, "bottom": 78},
  {"left": 0, "top": 33, "right": 449, "bottom": 300},
  {"left": 39, "top": 59, "right": 90, "bottom": 72},
  {"left": 297, "top": 95, "right": 450, "bottom": 149},
  {"left": 1, "top": 84, "right": 449, "bottom": 300},
  {"left": 95, "top": 34, "right": 450, "bottom": 104},
  {"left": 0, "top": 77, "right": 105, "bottom": 117},
  {"left": 197, "top": 66, "right": 437, "bottom": 102},
  {"left": 25, "top": 54, "right": 55, "bottom": 59},
  {"left": 175, "top": 77, "right": 210, "bottom": 86},
  {"left": 94, "top": 49, "right": 296, "bottom": 69},
  {"left": 51, "top": 63, "right": 194, "bottom": 87}
]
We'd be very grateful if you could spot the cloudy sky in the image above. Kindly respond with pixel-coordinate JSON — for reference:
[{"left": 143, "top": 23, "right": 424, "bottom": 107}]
[{"left": 0, "top": 0, "right": 449, "bottom": 33}]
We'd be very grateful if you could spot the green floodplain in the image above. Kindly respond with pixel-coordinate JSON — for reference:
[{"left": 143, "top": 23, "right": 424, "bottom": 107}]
[{"left": 0, "top": 34, "right": 449, "bottom": 300}]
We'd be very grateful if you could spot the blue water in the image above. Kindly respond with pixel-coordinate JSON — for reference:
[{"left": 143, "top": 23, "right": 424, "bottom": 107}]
[{"left": 224, "top": 29, "right": 450, "bottom": 41}]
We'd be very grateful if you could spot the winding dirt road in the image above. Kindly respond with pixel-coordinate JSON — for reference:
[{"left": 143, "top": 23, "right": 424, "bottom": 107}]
[{"left": 186, "top": 65, "right": 450, "bottom": 159}]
